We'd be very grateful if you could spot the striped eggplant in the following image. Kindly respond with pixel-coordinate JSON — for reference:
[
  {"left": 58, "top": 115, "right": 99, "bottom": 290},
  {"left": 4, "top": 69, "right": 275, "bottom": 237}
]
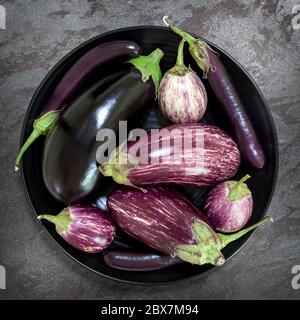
[
  {"left": 100, "top": 123, "right": 241, "bottom": 188},
  {"left": 107, "top": 186, "right": 272, "bottom": 266},
  {"left": 158, "top": 40, "right": 207, "bottom": 123},
  {"left": 38, "top": 205, "right": 115, "bottom": 253},
  {"left": 204, "top": 174, "right": 253, "bottom": 232}
]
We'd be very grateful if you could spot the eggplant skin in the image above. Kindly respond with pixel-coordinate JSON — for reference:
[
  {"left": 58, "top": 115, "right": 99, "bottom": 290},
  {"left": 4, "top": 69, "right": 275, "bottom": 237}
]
[
  {"left": 103, "top": 250, "right": 182, "bottom": 271},
  {"left": 43, "top": 66, "right": 154, "bottom": 205},
  {"left": 125, "top": 123, "right": 241, "bottom": 187},
  {"left": 107, "top": 186, "right": 210, "bottom": 256},
  {"left": 204, "top": 181, "right": 253, "bottom": 232},
  {"left": 158, "top": 70, "right": 207, "bottom": 123}
]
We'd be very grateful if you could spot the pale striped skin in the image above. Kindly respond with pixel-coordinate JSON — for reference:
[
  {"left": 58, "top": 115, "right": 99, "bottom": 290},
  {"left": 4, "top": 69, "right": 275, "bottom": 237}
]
[
  {"left": 107, "top": 187, "right": 211, "bottom": 255},
  {"left": 158, "top": 69, "right": 207, "bottom": 123},
  {"left": 123, "top": 123, "right": 241, "bottom": 187},
  {"left": 204, "top": 182, "right": 253, "bottom": 232},
  {"left": 61, "top": 205, "right": 115, "bottom": 253}
]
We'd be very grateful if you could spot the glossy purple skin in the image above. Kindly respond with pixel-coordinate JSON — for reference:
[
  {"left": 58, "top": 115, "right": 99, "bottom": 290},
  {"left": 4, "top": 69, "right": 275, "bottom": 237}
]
[
  {"left": 204, "top": 182, "right": 253, "bottom": 232},
  {"left": 124, "top": 123, "right": 241, "bottom": 187},
  {"left": 103, "top": 250, "right": 182, "bottom": 271},
  {"left": 42, "top": 41, "right": 141, "bottom": 114},
  {"left": 158, "top": 70, "right": 207, "bottom": 123},
  {"left": 107, "top": 187, "right": 210, "bottom": 256},
  {"left": 61, "top": 205, "right": 115, "bottom": 253},
  {"left": 207, "top": 50, "right": 265, "bottom": 169}
]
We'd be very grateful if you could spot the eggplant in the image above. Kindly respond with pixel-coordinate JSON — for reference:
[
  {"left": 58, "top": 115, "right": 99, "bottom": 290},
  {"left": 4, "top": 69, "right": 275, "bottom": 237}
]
[
  {"left": 38, "top": 205, "right": 115, "bottom": 253},
  {"left": 163, "top": 17, "right": 266, "bottom": 169},
  {"left": 107, "top": 186, "right": 272, "bottom": 266},
  {"left": 43, "top": 49, "right": 164, "bottom": 204},
  {"left": 158, "top": 39, "right": 207, "bottom": 123},
  {"left": 100, "top": 123, "right": 240, "bottom": 188},
  {"left": 103, "top": 250, "right": 182, "bottom": 271},
  {"left": 15, "top": 40, "right": 141, "bottom": 171},
  {"left": 204, "top": 174, "right": 253, "bottom": 232}
]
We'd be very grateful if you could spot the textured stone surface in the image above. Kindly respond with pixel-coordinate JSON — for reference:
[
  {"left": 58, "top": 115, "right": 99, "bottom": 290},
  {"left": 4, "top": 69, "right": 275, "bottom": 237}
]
[{"left": 0, "top": 0, "right": 299, "bottom": 299}]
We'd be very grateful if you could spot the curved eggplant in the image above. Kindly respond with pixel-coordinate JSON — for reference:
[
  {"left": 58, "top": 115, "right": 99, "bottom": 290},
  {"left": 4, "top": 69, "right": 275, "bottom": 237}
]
[{"left": 43, "top": 49, "right": 164, "bottom": 204}]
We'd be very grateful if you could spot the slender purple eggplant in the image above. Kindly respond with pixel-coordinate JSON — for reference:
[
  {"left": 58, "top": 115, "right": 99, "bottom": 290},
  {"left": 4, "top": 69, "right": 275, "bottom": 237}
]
[
  {"left": 158, "top": 39, "right": 207, "bottom": 123},
  {"left": 163, "top": 16, "right": 265, "bottom": 169},
  {"left": 100, "top": 123, "right": 241, "bottom": 188},
  {"left": 38, "top": 205, "right": 115, "bottom": 253},
  {"left": 204, "top": 174, "right": 253, "bottom": 232},
  {"left": 43, "top": 49, "right": 164, "bottom": 204},
  {"left": 103, "top": 250, "right": 182, "bottom": 271},
  {"left": 15, "top": 40, "right": 141, "bottom": 171},
  {"left": 108, "top": 187, "right": 272, "bottom": 266}
]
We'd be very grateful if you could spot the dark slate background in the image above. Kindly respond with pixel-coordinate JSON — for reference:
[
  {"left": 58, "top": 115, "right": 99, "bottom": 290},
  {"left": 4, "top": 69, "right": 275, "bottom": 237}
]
[{"left": 0, "top": 0, "right": 299, "bottom": 300}]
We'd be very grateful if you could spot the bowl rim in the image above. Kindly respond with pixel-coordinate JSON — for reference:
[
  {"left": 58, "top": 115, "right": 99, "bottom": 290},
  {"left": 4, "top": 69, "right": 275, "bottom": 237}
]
[{"left": 19, "top": 25, "right": 279, "bottom": 285}]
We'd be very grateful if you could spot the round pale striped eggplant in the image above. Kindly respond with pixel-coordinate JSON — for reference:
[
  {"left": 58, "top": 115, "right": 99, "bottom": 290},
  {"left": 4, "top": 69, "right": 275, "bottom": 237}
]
[
  {"left": 107, "top": 186, "right": 272, "bottom": 266},
  {"left": 100, "top": 123, "right": 241, "bottom": 188},
  {"left": 38, "top": 205, "right": 115, "bottom": 253},
  {"left": 204, "top": 175, "right": 253, "bottom": 232},
  {"left": 158, "top": 40, "right": 207, "bottom": 123}
]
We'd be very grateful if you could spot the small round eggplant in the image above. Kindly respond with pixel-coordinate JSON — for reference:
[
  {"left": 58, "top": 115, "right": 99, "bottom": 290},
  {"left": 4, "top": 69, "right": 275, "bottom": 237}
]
[
  {"left": 158, "top": 40, "right": 207, "bottom": 123},
  {"left": 204, "top": 175, "right": 253, "bottom": 232},
  {"left": 38, "top": 205, "right": 115, "bottom": 253}
]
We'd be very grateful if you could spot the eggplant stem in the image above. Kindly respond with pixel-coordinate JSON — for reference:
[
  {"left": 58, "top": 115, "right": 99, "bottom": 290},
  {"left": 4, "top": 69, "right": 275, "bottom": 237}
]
[
  {"left": 163, "top": 15, "right": 170, "bottom": 27},
  {"left": 218, "top": 216, "right": 273, "bottom": 249},
  {"left": 15, "top": 110, "right": 60, "bottom": 171},
  {"left": 15, "top": 129, "right": 41, "bottom": 171},
  {"left": 227, "top": 174, "right": 251, "bottom": 201},
  {"left": 175, "top": 39, "right": 186, "bottom": 68}
]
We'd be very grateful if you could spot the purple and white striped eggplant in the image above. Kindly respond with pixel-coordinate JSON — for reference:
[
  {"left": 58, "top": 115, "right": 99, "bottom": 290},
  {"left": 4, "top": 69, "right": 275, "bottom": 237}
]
[
  {"left": 38, "top": 205, "right": 115, "bottom": 253},
  {"left": 158, "top": 40, "right": 207, "bottom": 123},
  {"left": 107, "top": 186, "right": 271, "bottom": 266},
  {"left": 204, "top": 175, "right": 253, "bottom": 232},
  {"left": 100, "top": 123, "right": 241, "bottom": 188}
]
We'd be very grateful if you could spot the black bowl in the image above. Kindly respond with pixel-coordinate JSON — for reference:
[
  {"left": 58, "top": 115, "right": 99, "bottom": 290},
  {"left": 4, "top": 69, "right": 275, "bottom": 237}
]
[{"left": 20, "top": 26, "right": 278, "bottom": 284}]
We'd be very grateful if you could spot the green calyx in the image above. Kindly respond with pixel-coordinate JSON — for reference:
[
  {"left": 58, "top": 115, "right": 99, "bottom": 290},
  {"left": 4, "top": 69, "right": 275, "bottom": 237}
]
[
  {"left": 163, "top": 16, "right": 214, "bottom": 78},
  {"left": 127, "top": 48, "right": 164, "bottom": 96},
  {"left": 227, "top": 174, "right": 251, "bottom": 201},
  {"left": 169, "top": 39, "right": 190, "bottom": 76},
  {"left": 99, "top": 147, "right": 145, "bottom": 191},
  {"left": 175, "top": 216, "right": 272, "bottom": 266},
  {"left": 175, "top": 220, "right": 225, "bottom": 266},
  {"left": 37, "top": 208, "right": 72, "bottom": 234},
  {"left": 15, "top": 110, "right": 60, "bottom": 171}
]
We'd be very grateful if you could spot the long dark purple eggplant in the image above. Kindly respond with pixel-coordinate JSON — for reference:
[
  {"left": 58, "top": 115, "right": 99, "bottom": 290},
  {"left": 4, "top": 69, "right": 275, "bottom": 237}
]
[
  {"left": 108, "top": 186, "right": 272, "bottom": 266},
  {"left": 163, "top": 17, "right": 265, "bottom": 169},
  {"left": 43, "top": 49, "right": 164, "bottom": 204},
  {"left": 100, "top": 123, "right": 240, "bottom": 188},
  {"left": 15, "top": 40, "right": 141, "bottom": 171},
  {"left": 103, "top": 250, "right": 182, "bottom": 271}
]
